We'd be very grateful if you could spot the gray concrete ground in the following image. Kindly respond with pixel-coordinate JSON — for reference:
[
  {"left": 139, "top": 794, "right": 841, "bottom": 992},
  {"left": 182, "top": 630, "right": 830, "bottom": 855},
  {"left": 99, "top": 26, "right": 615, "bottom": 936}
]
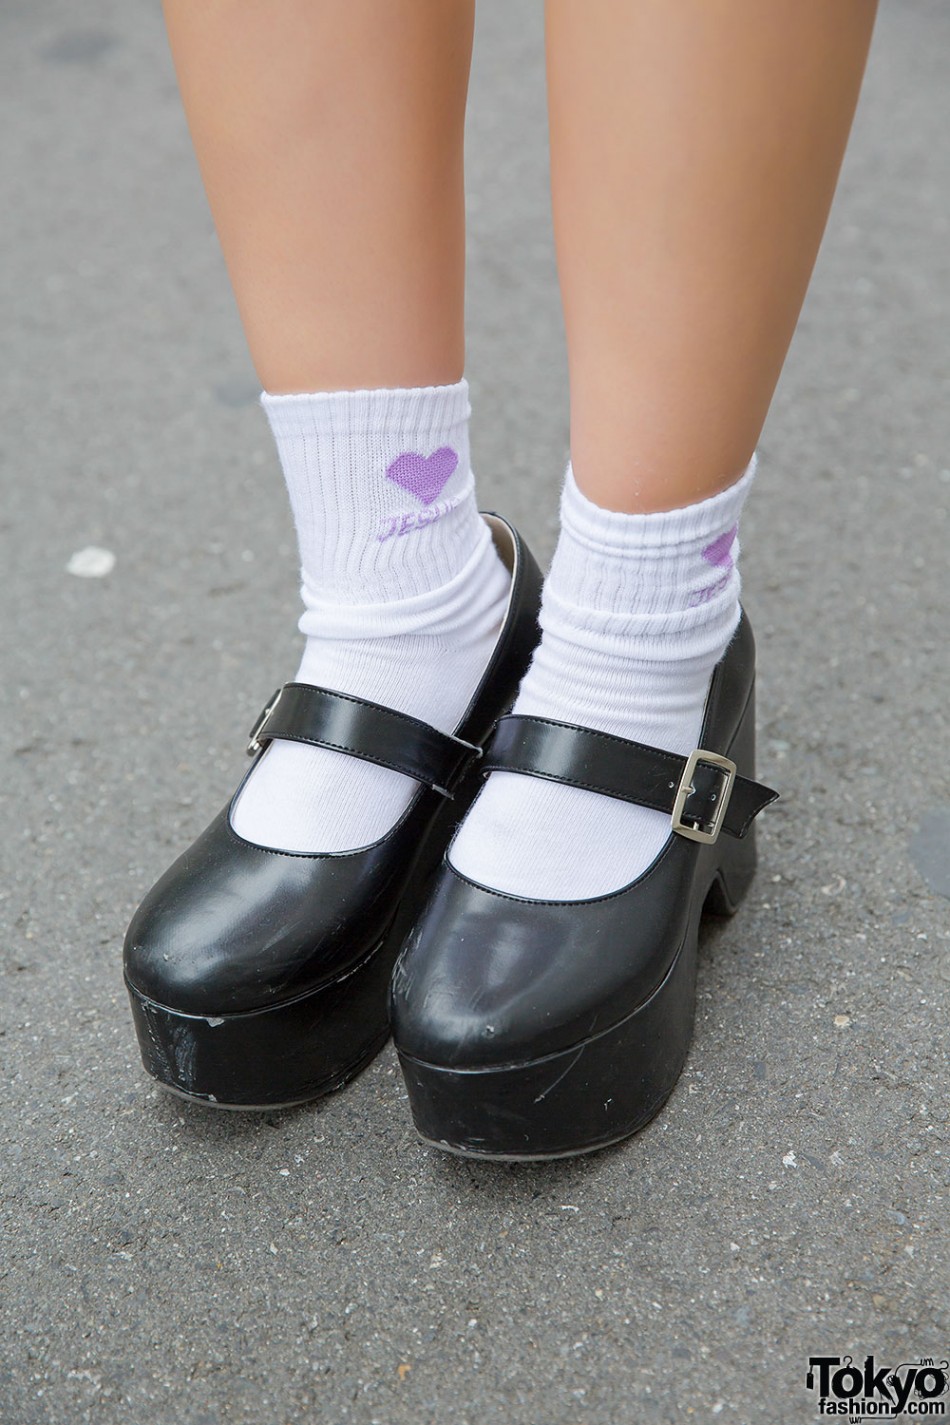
[{"left": 1, "top": 3, "right": 947, "bottom": 1423}]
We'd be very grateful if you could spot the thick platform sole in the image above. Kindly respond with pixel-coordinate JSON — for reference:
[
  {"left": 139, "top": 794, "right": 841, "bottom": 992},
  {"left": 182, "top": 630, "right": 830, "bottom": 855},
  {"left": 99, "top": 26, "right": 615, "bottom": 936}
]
[
  {"left": 398, "top": 689, "right": 760, "bottom": 1161},
  {"left": 126, "top": 936, "right": 396, "bottom": 1110},
  {"left": 127, "top": 764, "right": 485, "bottom": 1110}
]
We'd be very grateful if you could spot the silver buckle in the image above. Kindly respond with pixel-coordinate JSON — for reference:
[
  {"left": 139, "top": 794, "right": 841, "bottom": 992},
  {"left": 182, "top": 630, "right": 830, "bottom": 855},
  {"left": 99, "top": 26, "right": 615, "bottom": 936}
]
[
  {"left": 671, "top": 749, "right": 736, "bottom": 844},
  {"left": 247, "top": 687, "right": 283, "bottom": 756}
]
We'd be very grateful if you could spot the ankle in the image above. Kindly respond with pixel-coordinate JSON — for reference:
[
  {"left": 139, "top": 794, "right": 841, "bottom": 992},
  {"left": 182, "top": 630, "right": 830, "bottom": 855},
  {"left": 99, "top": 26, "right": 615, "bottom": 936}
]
[{"left": 448, "top": 458, "right": 758, "bottom": 899}]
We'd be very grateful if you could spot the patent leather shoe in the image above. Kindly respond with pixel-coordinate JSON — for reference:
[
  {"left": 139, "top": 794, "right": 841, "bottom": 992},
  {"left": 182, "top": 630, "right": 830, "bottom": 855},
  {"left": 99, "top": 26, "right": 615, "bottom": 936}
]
[{"left": 124, "top": 514, "right": 542, "bottom": 1108}]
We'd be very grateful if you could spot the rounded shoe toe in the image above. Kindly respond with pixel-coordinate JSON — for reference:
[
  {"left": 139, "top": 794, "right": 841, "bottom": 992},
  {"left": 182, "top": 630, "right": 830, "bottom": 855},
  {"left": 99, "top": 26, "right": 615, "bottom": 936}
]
[
  {"left": 123, "top": 806, "right": 395, "bottom": 1016},
  {"left": 390, "top": 862, "right": 660, "bottom": 1071},
  {"left": 123, "top": 860, "right": 271, "bottom": 1017}
]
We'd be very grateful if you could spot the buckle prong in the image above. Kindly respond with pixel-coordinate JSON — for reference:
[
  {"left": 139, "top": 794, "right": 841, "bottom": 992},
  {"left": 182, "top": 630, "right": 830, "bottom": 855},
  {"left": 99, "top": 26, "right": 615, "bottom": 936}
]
[
  {"left": 671, "top": 749, "right": 737, "bottom": 844},
  {"left": 448, "top": 735, "right": 483, "bottom": 760},
  {"left": 433, "top": 735, "right": 484, "bottom": 798},
  {"left": 247, "top": 687, "right": 284, "bottom": 757}
]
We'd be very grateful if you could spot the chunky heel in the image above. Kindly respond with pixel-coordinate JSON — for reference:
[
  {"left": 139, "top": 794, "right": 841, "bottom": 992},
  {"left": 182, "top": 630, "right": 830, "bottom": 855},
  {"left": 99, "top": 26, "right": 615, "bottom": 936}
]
[
  {"left": 704, "top": 823, "right": 757, "bottom": 916},
  {"left": 704, "top": 682, "right": 759, "bottom": 916}
]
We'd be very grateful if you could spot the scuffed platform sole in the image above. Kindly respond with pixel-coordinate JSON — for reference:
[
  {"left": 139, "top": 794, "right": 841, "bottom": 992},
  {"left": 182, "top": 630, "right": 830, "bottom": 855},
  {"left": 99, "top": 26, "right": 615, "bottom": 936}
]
[
  {"left": 126, "top": 933, "right": 396, "bottom": 1109},
  {"left": 397, "top": 856, "right": 759, "bottom": 1161},
  {"left": 397, "top": 919, "right": 698, "bottom": 1161},
  {"left": 148, "top": 1029, "right": 391, "bottom": 1112}
]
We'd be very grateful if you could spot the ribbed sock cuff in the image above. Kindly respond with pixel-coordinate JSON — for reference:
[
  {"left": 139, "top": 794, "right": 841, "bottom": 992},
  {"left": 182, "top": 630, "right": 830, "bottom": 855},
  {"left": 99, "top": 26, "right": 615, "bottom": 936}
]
[{"left": 261, "top": 381, "right": 471, "bottom": 440}]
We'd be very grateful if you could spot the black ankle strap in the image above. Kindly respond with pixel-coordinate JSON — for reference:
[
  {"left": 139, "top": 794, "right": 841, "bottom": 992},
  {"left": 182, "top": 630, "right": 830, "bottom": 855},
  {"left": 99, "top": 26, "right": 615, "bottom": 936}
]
[
  {"left": 482, "top": 714, "right": 777, "bottom": 841},
  {"left": 247, "top": 684, "right": 482, "bottom": 797}
]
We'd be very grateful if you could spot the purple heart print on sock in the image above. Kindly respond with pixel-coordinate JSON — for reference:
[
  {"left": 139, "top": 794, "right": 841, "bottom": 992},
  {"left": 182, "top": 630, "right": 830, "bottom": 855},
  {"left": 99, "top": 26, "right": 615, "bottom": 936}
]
[
  {"left": 702, "top": 523, "right": 738, "bottom": 568},
  {"left": 385, "top": 447, "right": 459, "bottom": 505}
]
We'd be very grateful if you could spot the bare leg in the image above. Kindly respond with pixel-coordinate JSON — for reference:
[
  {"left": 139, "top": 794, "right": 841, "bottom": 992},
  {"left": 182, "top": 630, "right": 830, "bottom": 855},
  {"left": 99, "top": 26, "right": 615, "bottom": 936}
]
[
  {"left": 450, "top": 1, "right": 877, "bottom": 901},
  {"left": 162, "top": 0, "right": 474, "bottom": 392},
  {"left": 545, "top": 0, "right": 878, "bottom": 511},
  {"left": 161, "top": 1, "right": 510, "bottom": 861}
]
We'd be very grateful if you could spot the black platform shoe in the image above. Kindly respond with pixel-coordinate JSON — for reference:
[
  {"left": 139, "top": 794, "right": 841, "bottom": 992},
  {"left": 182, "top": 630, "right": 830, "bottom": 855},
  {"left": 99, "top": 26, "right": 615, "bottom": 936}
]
[
  {"left": 390, "top": 611, "right": 777, "bottom": 1160},
  {"left": 123, "top": 515, "right": 542, "bottom": 1109}
]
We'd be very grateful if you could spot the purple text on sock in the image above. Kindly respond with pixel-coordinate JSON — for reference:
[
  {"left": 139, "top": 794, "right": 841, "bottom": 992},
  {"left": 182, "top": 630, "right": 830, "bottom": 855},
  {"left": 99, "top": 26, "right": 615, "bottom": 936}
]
[
  {"left": 687, "top": 572, "right": 732, "bottom": 606},
  {"left": 376, "top": 490, "right": 465, "bottom": 542},
  {"left": 687, "top": 523, "right": 738, "bottom": 605}
]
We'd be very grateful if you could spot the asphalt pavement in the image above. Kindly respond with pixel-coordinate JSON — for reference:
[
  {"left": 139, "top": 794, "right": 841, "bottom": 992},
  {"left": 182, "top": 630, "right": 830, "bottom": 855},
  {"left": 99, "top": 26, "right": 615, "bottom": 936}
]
[{"left": 1, "top": 2, "right": 948, "bottom": 1422}]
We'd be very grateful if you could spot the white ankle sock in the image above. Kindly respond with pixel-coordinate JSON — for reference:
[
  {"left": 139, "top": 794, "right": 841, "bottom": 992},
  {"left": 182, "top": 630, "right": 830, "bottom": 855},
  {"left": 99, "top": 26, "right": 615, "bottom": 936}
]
[
  {"left": 230, "top": 380, "right": 509, "bottom": 853},
  {"left": 449, "top": 458, "right": 756, "bottom": 899}
]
